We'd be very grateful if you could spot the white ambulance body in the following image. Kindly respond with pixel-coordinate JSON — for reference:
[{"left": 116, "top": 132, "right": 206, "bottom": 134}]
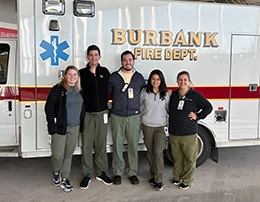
[{"left": 1, "top": 0, "right": 260, "bottom": 166}]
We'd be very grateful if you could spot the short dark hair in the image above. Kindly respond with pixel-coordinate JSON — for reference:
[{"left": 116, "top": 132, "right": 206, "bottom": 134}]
[
  {"left": 87, "top": 45, "right": 101, "bottom": 56},
  {"left": 121, "top": 50, "right": 134, "bottom": 61}
]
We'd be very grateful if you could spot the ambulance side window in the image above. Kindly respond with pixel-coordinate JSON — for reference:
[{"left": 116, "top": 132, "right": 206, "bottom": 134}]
[{"left": 0, "top": 44, "right": 10, "bottom": 84}]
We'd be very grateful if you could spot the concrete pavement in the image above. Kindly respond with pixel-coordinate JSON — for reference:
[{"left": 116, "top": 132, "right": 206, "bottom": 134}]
[{"left": 1, "top": 146, "right": 260, "bottom": 202}]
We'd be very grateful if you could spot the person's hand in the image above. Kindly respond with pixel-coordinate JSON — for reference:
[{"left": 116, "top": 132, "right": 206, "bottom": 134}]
[{"left": 188, "top": 112, "right": 197, "bottom": 120}]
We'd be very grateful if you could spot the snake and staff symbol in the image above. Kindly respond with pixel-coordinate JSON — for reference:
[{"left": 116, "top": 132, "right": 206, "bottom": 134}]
[{"left": 52, "top": 38, "right": 57, "bottom": 63}]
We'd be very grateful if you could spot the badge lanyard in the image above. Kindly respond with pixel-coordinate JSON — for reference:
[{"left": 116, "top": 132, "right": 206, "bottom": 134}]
[
  {"left": 121, "top": 83, "right": 134, "bottom": 99},
  {"left": 177, "top": 96, "right": 185, "bottom": 110}
]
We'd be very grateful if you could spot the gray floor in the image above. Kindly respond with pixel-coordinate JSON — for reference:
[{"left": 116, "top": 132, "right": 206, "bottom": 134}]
[{"left": 0, "top": 146, "right": 260, "bottom": 202}]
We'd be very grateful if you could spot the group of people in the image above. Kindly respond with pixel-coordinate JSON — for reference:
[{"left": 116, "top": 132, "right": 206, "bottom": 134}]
[{"left": 44, "top": 45, "right": 213, "bottom": 193}]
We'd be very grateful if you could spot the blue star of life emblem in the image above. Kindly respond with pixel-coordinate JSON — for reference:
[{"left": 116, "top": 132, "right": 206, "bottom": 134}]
[{"left": 39, "top": 36, "right": 69, "bottom": 66}]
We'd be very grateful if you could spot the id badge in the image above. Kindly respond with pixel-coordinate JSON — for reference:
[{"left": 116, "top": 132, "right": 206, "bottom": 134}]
[
  {"left": 128, "top": 88, "right": 134, "bottom": 98},
  {"left": 121, "top": 83, "right": 128, "bottom": 92},
  {"left": 103, "top": 113, "right": 108, "bottom": 124},
  {"left": 164, "top": 127, "right": 169, "bottom": 137},
  {"left": 177, "top": 100, "right": 184, "bottom": 110}
]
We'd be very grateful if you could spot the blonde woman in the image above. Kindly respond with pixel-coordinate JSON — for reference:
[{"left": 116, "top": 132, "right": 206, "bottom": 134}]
[
  {"left": 168, "top": 71, "right": 212, "bottom": 190},
  {"left": 45, "top": 65, "right": 85, "bottom": 192}
]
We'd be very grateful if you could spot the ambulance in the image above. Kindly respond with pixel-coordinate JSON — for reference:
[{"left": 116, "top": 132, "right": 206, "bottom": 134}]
[{"left": 1, "top": 0, "right": 260, "bottom": 167}]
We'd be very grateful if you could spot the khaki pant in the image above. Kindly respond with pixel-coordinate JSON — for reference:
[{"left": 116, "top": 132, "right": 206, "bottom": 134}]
[
  {"left": 51, "top": 125, "right": 79, "bottom": 179},
  {"left": 111, "top": 114, "right": 141, "bottom": 177},
  {"left": 142, "top": 124, "right": 166, "bottom": 183},
  {"left": 169, "top": 134, "right": 198, "bottom": 186},
  {"left": 81, "top": 110, "right": 109, "bottom": 178}
]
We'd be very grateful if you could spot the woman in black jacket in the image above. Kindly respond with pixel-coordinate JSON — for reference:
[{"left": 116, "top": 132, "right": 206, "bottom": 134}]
[
  {"left": 45, "top": 65, "right": 84, "bottom": 192},
  {"left": 168, "top": 71, "right": 212, "bottom": 190}
]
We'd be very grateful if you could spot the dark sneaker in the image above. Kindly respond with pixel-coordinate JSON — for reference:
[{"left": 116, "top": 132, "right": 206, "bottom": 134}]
[
  {"left": 113, "top": 175, "right": 121, "bottom": 185},
  {"left": 179, "top": 183, "right": 190, "bottom": 190},
  {"left": 128, "top": 175, "right": 139, "bottom": 185},
  {"left": 96, "top": 171, "right": 113, "bottom": 185},
  {"left": 60, "top": 178, "right": 73, "bottom": 192},
  {"left": 80, "top": 176, "right": 91, "bottom": 189},
  {"left": 172, "top": 180, "right": 180, "bottom": 186},
  {"left": 149, "top": 178, "right": 155, "bottom": 186},
  {"left": 154, "top": 182, "right": 164, "bottom": 191},
  {"left": 52, "top": 172, "right": 61, "bottom": 187}
]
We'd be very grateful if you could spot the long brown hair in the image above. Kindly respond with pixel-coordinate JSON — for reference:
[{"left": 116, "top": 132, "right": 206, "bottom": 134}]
[
  {"left": 146, "top": 69, "right": 167, "bottom": 99},
  {"left": 60, "top": 65, "right": 81, "bottom": 92}
]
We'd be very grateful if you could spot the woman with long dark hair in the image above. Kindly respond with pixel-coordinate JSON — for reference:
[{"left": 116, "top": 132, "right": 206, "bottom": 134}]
[{"left": 140, "top": 69, "right": 169, "bottom": 191}]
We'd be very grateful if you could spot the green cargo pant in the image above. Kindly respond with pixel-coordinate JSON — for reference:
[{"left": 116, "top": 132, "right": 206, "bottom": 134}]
[
  {"left": 51, "top": 125, "right": 79, "bottom": 179},
  {"left": 169, "top": 134, "right": 198, "bottom": 186},
  {"left": 142, "top": 124, "right": 166, "bottom": 183},
  {"left": 111, "top": 113, "right": 141, "bottom": 177},
  {"left": 81, "top": 110, "right": 109, "bottom": 178}
]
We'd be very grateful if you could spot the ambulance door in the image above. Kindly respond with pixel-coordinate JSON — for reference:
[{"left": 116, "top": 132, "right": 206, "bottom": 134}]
[
  {"left": 35, "top": 0, "right": 73, "bottom": 149},
  {"left": 0, "top": 39, "right": 18, "bottom": 146},
  {"left": 229, "top": 35, "right": 260, "bottom": 140}
]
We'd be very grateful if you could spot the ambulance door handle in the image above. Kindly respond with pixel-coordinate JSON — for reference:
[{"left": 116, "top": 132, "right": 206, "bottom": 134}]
[
  {"left": 248, "top": 84, "right": 257, "bottom": 92},
  {"left": 8, "top": 101, "right": 12, "bottom": 111}
]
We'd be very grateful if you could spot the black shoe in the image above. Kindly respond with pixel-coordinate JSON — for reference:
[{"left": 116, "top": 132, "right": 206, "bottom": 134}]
[
  {"left": 172, "top": 180, "right": 180, "bottom": 186},
  {"left": 113, "top": 175, "right": 121, "bottom": 185},
  {"left": 149, "top": 178, "right": 155, "bottom": 186},
  {"left": 60, "top": 178, "right": 73, "bottom": 192},
  {"left": 179, "top": 183, "right": 190, "bottom": 190},
  {"left": 154, "top": 182, "right": 164, "bottom": 191},
  {"left": 128, "top": 175, "right": 139, "bottom": 185},
  {"left": 52, "top": 171, "right": 61, "bottom": 187},
  {"left": 96, "top": 171, "right": 113, "bottom": 185},
  {"left": 80, "top": 176, "right": 91, "bottom": 189}
]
